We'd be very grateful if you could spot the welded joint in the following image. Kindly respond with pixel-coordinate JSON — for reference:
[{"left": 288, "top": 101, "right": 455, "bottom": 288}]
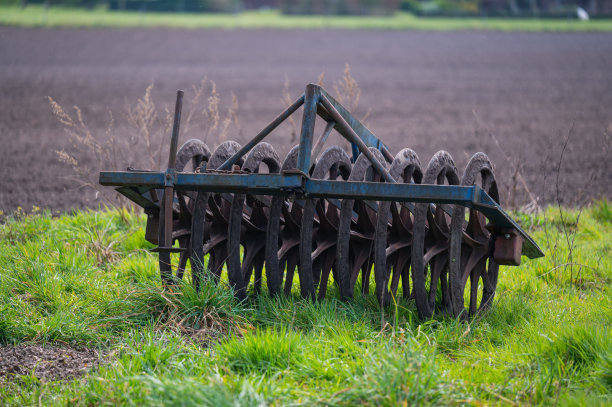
[
  {"left": 471, "top": 184, "right": 480, "bottom": 205},
  {"left": 469, "top": 186, "right": 499, "bottom": 211},
  {"left": 164, "top": 168, "right": 177, "bottom": 187},
  {"left": 282, "top": 168, "right": 310, "bottom": 179},
  {"left": 280, "top": 186, "right": 305, "bottom": 202}
]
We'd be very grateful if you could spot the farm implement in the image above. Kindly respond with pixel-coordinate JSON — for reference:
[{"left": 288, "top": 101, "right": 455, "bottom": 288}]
[{"left": 99, "top": 84, "right": 544, "bottom": 319}]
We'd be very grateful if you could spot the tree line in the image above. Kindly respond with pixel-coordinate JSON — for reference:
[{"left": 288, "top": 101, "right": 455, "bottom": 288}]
[{"left": 9, "top": 0, "right": 612, "bottom": 16}]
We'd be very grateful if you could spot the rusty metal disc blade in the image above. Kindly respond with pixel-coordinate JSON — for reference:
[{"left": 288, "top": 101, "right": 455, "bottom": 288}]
[
  {"left": 374, "top": 148, "right": 422, "bottom": 306},
  {"left": 264, "top": 146, "right": 300, "bottom": 295},
  {"left": 196, "top": 141, "right": 244, "bottom": 287},
  {"left": 299, "top": 146, "right": 351, "bottom": 300},
  {"left": 411, "top": 151, "right": 459, "bottom": 319},
  {"left": 227, "top": 142, "right": 280, "bottom": 299},
  {"left": 449, "top": 152, "right": 500, "bottom": 319},
  {"left": 336, "top": 147, "right": 386, "bottom": 299}
]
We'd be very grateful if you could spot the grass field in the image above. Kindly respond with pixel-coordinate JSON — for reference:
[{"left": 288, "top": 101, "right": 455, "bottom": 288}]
[
  {"left": 0, "top": 201, "right": 610, "bottom": 405},
  {"left": 1, "top": 5, "right": 612, "bottom": 31}
]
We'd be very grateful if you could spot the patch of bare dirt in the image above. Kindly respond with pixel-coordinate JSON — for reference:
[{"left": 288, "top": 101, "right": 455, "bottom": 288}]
[{"left": 0, "top": 344, "right": 101, "bottom": 382}]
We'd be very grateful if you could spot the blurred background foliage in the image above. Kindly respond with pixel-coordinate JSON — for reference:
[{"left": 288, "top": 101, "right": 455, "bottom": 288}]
[
  {"left": 2, "top": 0, "right": 610, "bottom": 17},
  {"left": 401, "top": 0, "right": 611, "bottom": 17},
  {"left": 279, "top": 0, "right": 399, "bottom": 16}
]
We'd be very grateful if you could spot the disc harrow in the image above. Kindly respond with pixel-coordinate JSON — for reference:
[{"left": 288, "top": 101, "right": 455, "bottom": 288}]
[{"left": 100, "top": 84, "right": 544, "bottom": 319}]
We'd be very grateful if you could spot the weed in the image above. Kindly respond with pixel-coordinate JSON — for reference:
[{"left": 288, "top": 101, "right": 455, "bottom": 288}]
[
  {"left": 538, "top": 325, "right": 610, "bottom": 373},
  {"left": 50, "top": 81, "right": 240, "bottom": 210},
  {"left": 122, "top": 277, "right": 246, "bottom": 346},
  {"left": 592, "top": 199, "right": 612, "bottom": 224},
  {"left": 472, "top": 109, "right": 539, "bottom": 212},
  {"left": 333, "top": 63, "right": 369, "bottom": 123},
  {"left": 281, "top": 64, "right": 370, "bottom": 156},
  {"left": 281, "top": 75, "right": 299, "bottom": 143},
  {"left": 218, "top": 326, "right": 304, "bottom": 374}
]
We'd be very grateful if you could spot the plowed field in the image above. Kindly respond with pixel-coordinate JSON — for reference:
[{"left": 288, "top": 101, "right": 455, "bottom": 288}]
[{"left": 1, "top": 28, "right": 610, "bottom": 212}]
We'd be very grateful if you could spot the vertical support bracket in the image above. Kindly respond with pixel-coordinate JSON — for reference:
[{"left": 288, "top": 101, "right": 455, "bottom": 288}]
[
  {"left": 157, "top": 90, "right": 184, "bottom": 280},
  {"left": 296, "top": 84, "right": 320, "bottom": 176}
]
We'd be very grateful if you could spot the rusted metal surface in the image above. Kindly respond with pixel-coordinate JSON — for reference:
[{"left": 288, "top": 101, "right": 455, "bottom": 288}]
[
  {"left": 99, "top": 84, "right": 544, "bottom": 319},
  {"left": 158, "top": 90, "right": 184, "bottom": 286},
  {"left": 493, "top": 229, "right": 523, "bottom": 266},
  {"left": 144, "top": 213, "right": 159, "bottom": 245}
]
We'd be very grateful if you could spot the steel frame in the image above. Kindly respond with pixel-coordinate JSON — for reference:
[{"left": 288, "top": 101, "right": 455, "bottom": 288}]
[{"left": 99, "top": 84, "right": 544, "bottom": 260}]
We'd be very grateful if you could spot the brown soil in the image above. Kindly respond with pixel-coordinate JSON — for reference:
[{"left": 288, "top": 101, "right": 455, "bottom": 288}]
[
  {"left": 0, "top": 28, "right": 611, "bottom": 213},
  {"left": 0, "top": 344, "right": 101, "bottom": 382}
]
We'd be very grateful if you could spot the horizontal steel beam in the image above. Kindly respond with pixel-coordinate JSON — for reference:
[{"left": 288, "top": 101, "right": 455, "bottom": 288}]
[
  {"left": 100, "top": 170, "right": 165, "bottom": 187},
  {"left": 304, "top": 179, "right": 475, "bottom": 203},
  {"left": 100, "top": 171, "right": 305, "bottom": 196},
  {"left": 102, "top": 170, "right": 476, "bottom": 202}
]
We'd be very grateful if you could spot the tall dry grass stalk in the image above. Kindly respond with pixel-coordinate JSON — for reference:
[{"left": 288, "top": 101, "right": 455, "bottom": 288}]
[
  {"left": 333, "top": 63, "right": 371, "bottom": 124},
  {"left": 281, "top": 64, "right": 369, "bottom": 153},
  {"left": 332, "top": 64, "right": 371, "bottom": 153},
  {"left": 183, "top": 79, "right": 240, "bottom": 147},
  {"left": 51, "top": 80, "right": 240, "bottom": 209},
  {"left": 471, "top": 109, "right": 539, "bottom": 213},
  {"left": 281, "top": 75, "right": 299, "bottom": 144},
  {"left": 125, "top": 84, "right": 170, "bottom": 171}
]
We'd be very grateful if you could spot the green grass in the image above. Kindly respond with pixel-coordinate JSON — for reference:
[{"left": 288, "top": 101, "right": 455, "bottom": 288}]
[
  {"left": 0, "top": 202, "right": 610, "bottom": 405},
  {"left": 1, "top": 5, "right": 612, "bottom": 31}
]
